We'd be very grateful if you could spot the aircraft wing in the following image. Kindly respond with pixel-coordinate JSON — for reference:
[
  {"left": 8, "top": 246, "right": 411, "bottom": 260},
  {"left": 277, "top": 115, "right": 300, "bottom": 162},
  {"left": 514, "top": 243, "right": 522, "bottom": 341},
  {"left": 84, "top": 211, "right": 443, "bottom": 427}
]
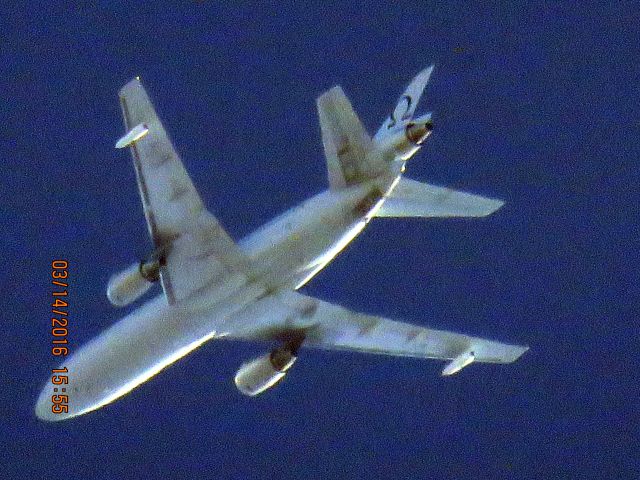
[
  {"left": 226, "top": 292, "right": 528, "bottom": 375},
  {"left": 117, "top": 78, "right": 249, "bottom": 304},
  {"left": 376, "top": 177, "right": 505, "bottom": 218}
]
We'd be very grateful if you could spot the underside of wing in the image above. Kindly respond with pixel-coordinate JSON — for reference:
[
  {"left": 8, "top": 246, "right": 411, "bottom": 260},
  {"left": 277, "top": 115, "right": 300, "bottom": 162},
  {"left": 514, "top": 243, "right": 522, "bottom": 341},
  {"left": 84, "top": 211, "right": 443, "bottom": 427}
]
[
  {"left": 117, "top": 78, "right": 249, "bottom": 304},
  {"left": 224, "top": 291, "right": 528, "bottom": 375}
]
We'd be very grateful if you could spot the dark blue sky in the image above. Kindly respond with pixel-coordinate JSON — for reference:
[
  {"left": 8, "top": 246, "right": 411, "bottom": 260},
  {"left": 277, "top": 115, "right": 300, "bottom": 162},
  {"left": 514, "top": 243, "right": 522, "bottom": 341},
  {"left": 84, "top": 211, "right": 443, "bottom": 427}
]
[{"left": 2, "top": 2, "right": 638, "bottom": 478}]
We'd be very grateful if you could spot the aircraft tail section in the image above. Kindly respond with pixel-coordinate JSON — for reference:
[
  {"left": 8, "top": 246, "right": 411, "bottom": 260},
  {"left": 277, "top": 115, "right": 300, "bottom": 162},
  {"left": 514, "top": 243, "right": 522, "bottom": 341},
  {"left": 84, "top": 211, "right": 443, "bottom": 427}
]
[
  {"left": 317, "top": 86, "right": 374, "bottom": 189},
  {"left": 374, "top": 65, "right": 434, "bottom": 141},
  {"left": 376, "top": 178, "right": 505, "bottom": 218}
]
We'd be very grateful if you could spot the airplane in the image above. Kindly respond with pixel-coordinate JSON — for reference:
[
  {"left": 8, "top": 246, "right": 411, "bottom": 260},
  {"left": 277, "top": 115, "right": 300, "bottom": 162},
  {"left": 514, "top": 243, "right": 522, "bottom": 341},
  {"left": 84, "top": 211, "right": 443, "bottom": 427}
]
[{"left": 36, "top": 66, "right": 528, "bottom": 421}]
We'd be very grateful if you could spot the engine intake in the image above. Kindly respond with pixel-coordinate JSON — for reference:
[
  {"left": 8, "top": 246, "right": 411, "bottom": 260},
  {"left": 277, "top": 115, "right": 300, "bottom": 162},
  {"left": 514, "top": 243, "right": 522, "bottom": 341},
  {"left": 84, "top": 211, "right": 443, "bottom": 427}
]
[
  {"left": 106, "top": 259, "right": 160, "bottom": 307},
  {"left": 234, "top": 340, "right": 302, "bottom": 396}
]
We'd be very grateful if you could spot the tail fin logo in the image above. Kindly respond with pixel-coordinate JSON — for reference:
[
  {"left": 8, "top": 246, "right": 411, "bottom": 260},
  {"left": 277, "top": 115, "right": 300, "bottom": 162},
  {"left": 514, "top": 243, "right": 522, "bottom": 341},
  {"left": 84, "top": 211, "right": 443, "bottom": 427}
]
[
  {"left": 375, "top": 65, "right": 434, "bottom": 141},
  {"left": 388, "top": 95, "right": 414, "bottom": 128}
]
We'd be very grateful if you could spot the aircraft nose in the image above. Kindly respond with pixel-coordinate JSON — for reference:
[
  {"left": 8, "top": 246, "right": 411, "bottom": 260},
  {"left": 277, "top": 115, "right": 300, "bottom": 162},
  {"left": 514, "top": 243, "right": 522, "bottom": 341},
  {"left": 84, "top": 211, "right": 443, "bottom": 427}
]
[
  {"left": 35, "top": 378, "right": 77, "bottom": 422},
  {"left": 35, "top": 383, "right": 61, "bottom": 421}
]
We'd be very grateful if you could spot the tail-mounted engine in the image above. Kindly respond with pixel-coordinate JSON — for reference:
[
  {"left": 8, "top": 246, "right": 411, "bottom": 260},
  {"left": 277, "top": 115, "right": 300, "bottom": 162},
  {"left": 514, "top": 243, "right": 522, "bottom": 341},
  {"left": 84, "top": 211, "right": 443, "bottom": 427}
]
[
  {"left": 234, "top": 337, "right": 304, "bottom": 396},
  {"left": 106, "top": 257, "right": 161, "bottom": 307},
  {"left": 405, "top": 116, "right": 433, "bottom": 145}
]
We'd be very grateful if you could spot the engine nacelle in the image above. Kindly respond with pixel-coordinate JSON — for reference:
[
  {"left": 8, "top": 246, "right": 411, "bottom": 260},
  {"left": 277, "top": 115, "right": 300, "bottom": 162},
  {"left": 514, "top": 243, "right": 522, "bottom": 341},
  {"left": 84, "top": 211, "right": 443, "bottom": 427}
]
[
  {"left": 373, "top": 113, "right": 433, "bottom": 163},
  {"left": 234, "top": 346, "right": 298, "bottom": 396},
  {"left": 405, "top": 118, "right": 433, "bottom": 146},
  {"left": 106, "top": 259, "right": 160, "bottom": 307}
]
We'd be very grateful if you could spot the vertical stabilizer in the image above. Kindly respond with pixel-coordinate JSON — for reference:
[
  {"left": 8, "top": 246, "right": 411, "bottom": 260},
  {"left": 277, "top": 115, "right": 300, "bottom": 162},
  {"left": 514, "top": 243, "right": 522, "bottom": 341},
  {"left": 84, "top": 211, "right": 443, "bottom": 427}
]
[{"left": 375, "top": 65, "right": 434, "bottom": 140}]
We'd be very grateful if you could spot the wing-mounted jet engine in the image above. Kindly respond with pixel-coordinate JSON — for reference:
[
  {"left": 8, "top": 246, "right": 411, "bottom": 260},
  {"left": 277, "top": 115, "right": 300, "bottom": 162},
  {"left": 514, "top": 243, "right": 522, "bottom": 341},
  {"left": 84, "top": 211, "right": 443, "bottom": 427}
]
[
  {"left": 234, "top": 337, "right": 304, "bottom": 396},
  {"left": 106, "top": 257, "right": 161, "bottom": 307}
]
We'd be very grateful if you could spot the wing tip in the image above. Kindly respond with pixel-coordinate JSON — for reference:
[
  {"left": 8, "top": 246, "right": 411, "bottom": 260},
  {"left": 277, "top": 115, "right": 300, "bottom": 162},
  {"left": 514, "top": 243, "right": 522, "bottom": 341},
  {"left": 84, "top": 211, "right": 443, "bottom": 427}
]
[
  {"left": 118, "top": 76, "right": 143, "bottom": 99},
  {"left": 478, "top": 198, "right": 506, "bottom": 217},
  {"left": 509, "top": 344, "right": 530, "bottom": 363},
  {"left": 316, "top": 85, "right": 344, "bottom": 107}
]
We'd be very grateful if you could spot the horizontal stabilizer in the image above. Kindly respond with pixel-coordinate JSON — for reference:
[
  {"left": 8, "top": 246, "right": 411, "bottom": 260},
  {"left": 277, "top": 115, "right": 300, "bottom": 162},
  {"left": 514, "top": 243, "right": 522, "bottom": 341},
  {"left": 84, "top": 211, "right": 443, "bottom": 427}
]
[
  {"left": 317, "top": 86, "right": 373, "bottom": 188},
  {"left": 376, "top": 178, "right": 504, "bottom": 218}
]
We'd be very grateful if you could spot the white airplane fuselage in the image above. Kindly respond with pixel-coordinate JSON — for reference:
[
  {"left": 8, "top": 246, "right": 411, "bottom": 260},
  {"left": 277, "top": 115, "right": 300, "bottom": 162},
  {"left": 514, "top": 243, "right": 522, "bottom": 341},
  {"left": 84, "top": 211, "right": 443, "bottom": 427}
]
[
  {"left": 35, "top": 159, "right": 407, "bottom": 421},
  {"left": 240, "top": 170, "right": 401, "bottom": 291},
  {"left": 36, "top": 67, "right": 528, "bottom": 422}
]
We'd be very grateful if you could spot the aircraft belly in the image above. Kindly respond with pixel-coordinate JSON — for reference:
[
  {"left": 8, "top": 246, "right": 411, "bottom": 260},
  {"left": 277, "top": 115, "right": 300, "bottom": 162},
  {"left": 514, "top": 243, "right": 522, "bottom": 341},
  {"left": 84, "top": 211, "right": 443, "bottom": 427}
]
[
  {"left": 36, "top": 181, "right": 399, "bottom": 421},
  {"left": 239, "top": 183, "right": 384, "bottom": 289},
  {"left": 35, "top": 282, "right": 264, "bottom": 421}
]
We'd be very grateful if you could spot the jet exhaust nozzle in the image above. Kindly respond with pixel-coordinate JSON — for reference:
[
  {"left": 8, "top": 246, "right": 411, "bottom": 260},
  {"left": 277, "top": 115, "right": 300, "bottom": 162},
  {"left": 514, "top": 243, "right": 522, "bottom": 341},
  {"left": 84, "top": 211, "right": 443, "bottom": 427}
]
[{"left": 405, "top": 119, "right": 433, "bottom": 146}]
